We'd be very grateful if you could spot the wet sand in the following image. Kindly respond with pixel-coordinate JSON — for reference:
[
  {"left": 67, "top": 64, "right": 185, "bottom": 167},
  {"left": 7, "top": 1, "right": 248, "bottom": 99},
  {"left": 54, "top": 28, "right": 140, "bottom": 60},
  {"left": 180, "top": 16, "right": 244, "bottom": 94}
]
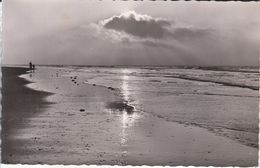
[
  {"left": 1, "top": 66, "right": 258, "bottom": 166},
  {"left": 1, "top": 67, "right": 53, "bottom": 163}
]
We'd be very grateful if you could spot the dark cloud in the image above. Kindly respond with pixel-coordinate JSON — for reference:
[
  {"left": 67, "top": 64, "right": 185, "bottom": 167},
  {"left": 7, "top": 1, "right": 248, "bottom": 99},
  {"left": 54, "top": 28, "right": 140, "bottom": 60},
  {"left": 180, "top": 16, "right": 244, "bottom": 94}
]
[
  {"left": 102, "top": 11, "right": 213, "bottom": 42},
  {"left": 103, "top": 11, "right": 172, "bottom": 39}
]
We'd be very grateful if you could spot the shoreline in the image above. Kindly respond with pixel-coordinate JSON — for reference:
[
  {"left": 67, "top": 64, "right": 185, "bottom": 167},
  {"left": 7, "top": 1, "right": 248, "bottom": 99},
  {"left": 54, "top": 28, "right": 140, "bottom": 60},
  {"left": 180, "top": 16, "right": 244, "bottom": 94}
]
[
  {"left": 1, "top": 66, "right": 258, "bottom": 166},
  {"left": 1, "top": 67, "right": 53, "bottom": 163}
]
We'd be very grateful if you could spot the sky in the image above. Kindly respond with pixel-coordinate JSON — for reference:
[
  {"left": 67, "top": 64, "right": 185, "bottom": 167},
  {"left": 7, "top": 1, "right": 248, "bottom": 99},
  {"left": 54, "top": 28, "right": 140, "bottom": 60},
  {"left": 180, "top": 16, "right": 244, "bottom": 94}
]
[{"left": 3, "top": 0, "right": 260, "bottom": 66}]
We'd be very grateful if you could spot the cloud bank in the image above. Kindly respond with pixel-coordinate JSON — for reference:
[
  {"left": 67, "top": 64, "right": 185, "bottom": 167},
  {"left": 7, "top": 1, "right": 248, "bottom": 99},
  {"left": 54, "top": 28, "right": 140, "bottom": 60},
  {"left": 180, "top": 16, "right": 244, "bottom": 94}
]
[
  {"left": 101, "top": 11, "right": 212, "bottom": 42},
  {"left": 102, "top": 11, "right": 171, "bottom": 39}
]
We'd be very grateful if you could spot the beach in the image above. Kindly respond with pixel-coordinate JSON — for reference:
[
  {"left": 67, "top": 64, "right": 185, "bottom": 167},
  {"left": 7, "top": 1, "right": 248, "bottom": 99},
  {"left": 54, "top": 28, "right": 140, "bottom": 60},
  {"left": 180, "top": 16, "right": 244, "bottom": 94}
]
[{"left": 1, "top": 66, "right": 258, "bottom": 166}]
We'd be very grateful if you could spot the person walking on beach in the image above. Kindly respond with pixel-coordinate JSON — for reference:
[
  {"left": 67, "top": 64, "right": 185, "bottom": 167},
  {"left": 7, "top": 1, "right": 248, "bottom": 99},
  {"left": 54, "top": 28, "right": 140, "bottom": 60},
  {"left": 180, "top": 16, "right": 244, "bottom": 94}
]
[
  {"left": 32, "top": 64, "right": 35, "bottom": 72},
  {"left": 29, "top": 62, "right": 32, "bottom": 70}
]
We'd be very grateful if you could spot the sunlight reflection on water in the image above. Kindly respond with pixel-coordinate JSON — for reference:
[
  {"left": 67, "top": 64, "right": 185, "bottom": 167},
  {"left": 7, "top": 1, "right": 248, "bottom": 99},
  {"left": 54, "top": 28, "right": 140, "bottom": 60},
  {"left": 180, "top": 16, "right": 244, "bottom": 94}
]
[
  {"left": 121, "top": 69, "right": 131, "bottom": 102},
  {"left": 120, "top": 69, "right": 140, "bottom": 149}
]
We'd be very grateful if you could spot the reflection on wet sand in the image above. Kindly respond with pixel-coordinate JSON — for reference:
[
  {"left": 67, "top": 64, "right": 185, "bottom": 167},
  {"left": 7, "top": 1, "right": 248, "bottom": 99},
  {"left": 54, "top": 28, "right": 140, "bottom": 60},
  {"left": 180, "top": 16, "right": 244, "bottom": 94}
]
[
  {"left": 106, "top": 69, "right": 141, "bottom": 153},
  {"left": 120, "top": 69, "right": 140, "bottom": 147},
  {"left": 120, "top": 68, "right": 142, "bottom": 157}
]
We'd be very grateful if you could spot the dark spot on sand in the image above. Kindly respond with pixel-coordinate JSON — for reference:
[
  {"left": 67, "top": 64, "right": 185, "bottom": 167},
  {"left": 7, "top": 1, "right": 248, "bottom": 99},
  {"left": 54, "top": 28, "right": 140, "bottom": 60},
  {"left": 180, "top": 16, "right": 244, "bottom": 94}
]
[
  {"left": 93, "top": 84, "right": 96, "bottom": 86},
  {"left": 80, "top": 109, "right": 85, "bottom": 112},
  {"left": 108, "top": 87, "right": 115, "bottom": 90},
  {"left": 106, "top": 101, "right": 134, "bottom": 114}
]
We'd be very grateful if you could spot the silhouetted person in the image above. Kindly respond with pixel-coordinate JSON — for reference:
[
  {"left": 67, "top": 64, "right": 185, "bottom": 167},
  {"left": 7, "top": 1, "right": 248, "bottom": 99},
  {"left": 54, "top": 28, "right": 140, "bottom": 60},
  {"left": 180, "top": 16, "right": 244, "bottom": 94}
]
[
  {"left": 32, "top": 64, "right": 35, "bottom": 72},
  {"left": 29, "top": 62, "right": 32, "bottom": 70}
]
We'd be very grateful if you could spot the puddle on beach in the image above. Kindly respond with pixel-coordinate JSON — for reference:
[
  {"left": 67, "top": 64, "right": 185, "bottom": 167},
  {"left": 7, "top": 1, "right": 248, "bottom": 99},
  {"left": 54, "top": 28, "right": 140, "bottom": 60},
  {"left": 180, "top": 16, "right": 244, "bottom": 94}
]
[{"left": 106, "top": 101, "right": 134, "bottom": 114}]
